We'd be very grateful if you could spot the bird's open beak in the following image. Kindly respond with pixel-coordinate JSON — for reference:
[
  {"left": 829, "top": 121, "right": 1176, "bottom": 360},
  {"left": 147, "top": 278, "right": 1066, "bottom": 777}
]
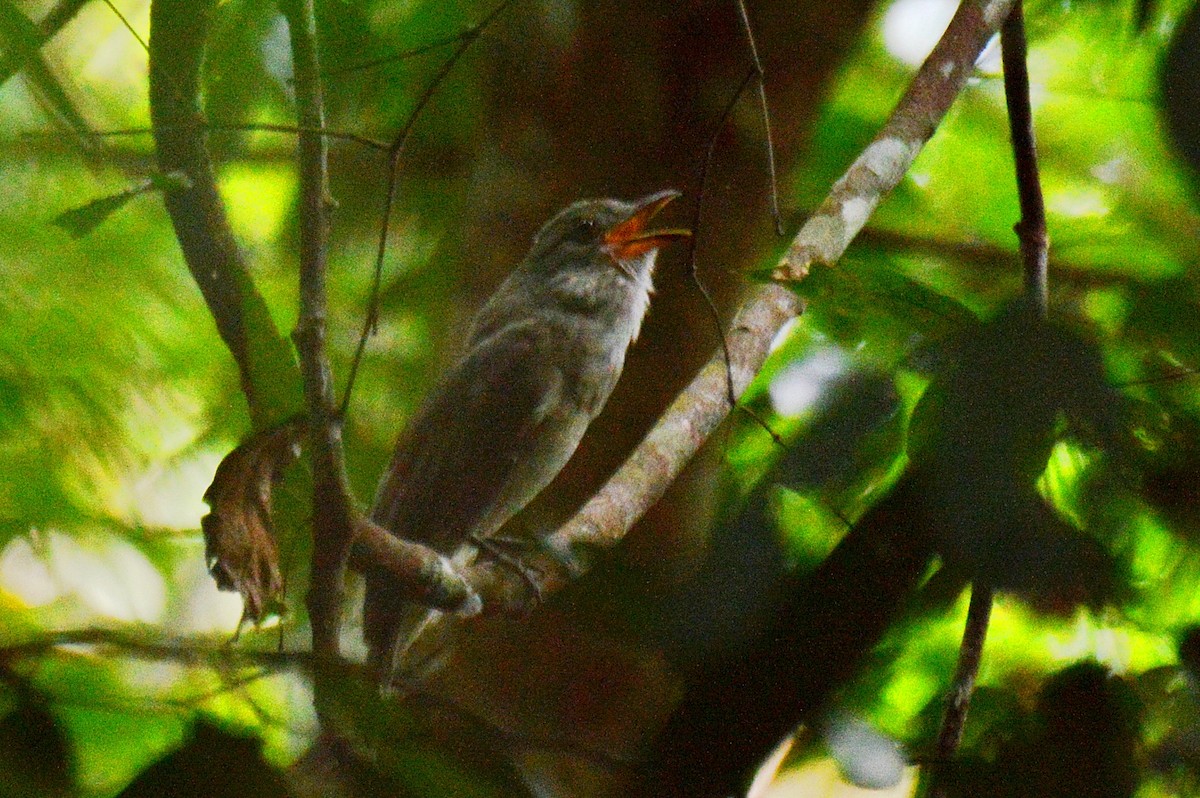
[{"left": 603, "top": 189, "right": 692, "bottom": 265}]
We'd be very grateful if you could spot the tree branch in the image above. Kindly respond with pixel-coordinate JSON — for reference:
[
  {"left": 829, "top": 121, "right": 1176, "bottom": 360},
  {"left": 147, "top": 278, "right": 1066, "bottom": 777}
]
[
  {"left": 921, "top": 6, "right": 1046, "bottom": 792},
  {"left": 466, "top": 0, "right": 1020, "bottom": 614},
  {"left": 929, "top": 584, "right": 994, "bottom": 797},
  {"left": 149, "top": 0, "right": 301, "bottom": 428},
  {"left": 928, "top": 7, "right": 1047, "bottom": 794},
  {"left": 279, "top": 0, "right": 353, "bottom": 660},
  {"left": 1, "top": 627, "right": 313, "bottom": 671},
  {"left": 0, "top": 0, "right": 90, "bottom": 89},
  {"left": 1002, "top": 0, "right": 1048, "bottom": 316}
]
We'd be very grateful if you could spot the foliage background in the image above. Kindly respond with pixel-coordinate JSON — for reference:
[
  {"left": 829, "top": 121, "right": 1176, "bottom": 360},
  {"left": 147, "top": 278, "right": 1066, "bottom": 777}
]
[{"left": 2, "top": 0, "right": 1200, "bottom": 795}]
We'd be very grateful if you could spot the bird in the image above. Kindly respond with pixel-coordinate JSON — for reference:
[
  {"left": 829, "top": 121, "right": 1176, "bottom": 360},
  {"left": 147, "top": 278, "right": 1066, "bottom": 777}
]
[{"left": 361, "top": 189, "right": 690, "bottom": 684}]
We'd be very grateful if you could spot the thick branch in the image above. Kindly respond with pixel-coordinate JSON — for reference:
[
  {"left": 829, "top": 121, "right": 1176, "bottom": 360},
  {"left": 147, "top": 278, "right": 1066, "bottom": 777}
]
[
  {"left": 467, "top": 0, "right": 1019, "bottom": 613},
  {"left": 149, "top": 0, "right": 301, "bottom": 428},
  {"left": 349, "top": 518, "right": 481, "bottom": 615}
]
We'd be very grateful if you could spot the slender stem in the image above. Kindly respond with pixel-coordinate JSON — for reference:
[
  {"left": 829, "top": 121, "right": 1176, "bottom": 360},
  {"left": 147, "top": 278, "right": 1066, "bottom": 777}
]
[
  {"left": 340, "top": 0, "right": 517, "bottom": 419},
  {"left": 924, "top": 7, "right": 1045, "bottom": 792},
  {"left": 735, "top": 0, "right": 784, "bottom": 235},
  {"left": 1, "top": 627, "right": 313, "bottom": 670},
  {"left": 324, "top": 29, "right": 479, "bottom": 76},
  {"left": 1001, "top": 1, "right": 1048, "bottom": 316},
  {"left": 688, "top": 66, "right": 756, "bottom": 408},
  {"left": 0, "top": 0, "right": 90, "bottom": 88},
  {"left": 686, "top": 62, "right": 784, "bottom": 446},
  {"left": 53, "top": 122, "right": 390, "bottom": 151},
  {"left": 927, "top": 585, "right": 994, "bottom": 797},
  {"left": 281, "top": 0, "right": 352, "bottom": 659}
]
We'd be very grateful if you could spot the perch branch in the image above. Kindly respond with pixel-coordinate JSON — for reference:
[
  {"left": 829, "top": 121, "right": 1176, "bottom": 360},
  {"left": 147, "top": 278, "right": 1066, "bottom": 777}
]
[{"left": 466, "top": 0, "right": 1019, "bottom": 611}]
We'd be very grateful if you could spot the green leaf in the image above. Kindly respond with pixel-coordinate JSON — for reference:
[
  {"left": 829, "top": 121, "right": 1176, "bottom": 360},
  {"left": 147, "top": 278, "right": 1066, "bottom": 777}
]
[{"left": 53, "top": 173, "right": 193, "bottom": 239}]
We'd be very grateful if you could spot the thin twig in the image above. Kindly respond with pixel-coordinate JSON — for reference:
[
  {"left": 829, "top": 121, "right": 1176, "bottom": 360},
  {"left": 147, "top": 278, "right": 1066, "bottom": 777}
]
[
  {"left": 735, "top": 0, "right": 784, "bottom": 236},
  {"left": 683, "top": 0, "right": 787, "bottom": 448},
  {"left": 687, "top": 66, "right": 782, "bottom": 446},
  {"left": 52, "top": 121, "right": 391, "bottom": 152},
  {"left": 928, "top": 585, "right": 994, "bottom": 798},
  {"left": 102, "top": 0, "right": 151, "bottom": 56},
  {"left": 1001, "top": 0, "right": 1048, "bottom": 316},
  {"left": 926, "top": 7, "right": 1045, "bottom": 794},
  {"left": 0, "top": 628, "right": 313, "bottom": 670},
  {"left": 0, "top": 0, "right": 89, "bottom": 88},
  {"left": 1119, "top": 366, "right": 1200, "bottom": 387},
  {"left": 324, "top": 29, "right": 481, "bottom": 77},
  {"left": 340, "top": 0, "right": 517, "bottom": 418}
]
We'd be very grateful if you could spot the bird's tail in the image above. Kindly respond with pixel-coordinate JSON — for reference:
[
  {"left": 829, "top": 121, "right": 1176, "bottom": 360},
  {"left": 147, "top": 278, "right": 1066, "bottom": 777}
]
[{"left": 362, "top": 542, "right": 478, "bottom": 688}]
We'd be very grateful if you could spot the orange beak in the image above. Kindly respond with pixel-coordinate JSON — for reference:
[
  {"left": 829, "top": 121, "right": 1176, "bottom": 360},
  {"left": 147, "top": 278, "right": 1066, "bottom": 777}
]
[{"left": 603, "top": 189, "right": 692, "bottom": 263}]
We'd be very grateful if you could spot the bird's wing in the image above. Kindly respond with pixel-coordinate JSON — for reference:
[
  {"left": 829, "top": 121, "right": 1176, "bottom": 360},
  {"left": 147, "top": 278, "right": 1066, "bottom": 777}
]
[
  {"left": 363, "top": 321, "right": 563, "bottom": 666},
  {"left": 369, "top": 320, "right": 564, "bottom": 552}
]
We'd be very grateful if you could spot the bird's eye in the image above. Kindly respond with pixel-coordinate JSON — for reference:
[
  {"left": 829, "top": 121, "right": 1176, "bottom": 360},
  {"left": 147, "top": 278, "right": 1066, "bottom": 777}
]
[{"left": 564, "top": 217, "right": 598, "bottom": 245}]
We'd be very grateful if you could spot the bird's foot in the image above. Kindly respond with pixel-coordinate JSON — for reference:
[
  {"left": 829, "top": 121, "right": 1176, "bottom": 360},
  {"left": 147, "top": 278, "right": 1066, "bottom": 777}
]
[{"left": 469, "top": 534, "right": 545, "bottom": 605}]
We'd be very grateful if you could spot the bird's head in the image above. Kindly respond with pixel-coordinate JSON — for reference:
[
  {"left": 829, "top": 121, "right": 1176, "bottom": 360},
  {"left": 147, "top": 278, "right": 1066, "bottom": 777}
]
[{"left": 526, "top": 189, "right": 691, "bottom": 287}]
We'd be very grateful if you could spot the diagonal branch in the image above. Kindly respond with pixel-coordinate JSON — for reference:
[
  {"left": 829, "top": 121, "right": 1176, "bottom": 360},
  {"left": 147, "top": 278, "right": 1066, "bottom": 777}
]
[
  {"left": 468, "top": 0, "right": 1019, "bottom": 613},
  {"left": 148, "top": 0, "right": 303, "bottom": 428},
  {"left": 0, "top": 0, "right": 90, "bottom": 88}
]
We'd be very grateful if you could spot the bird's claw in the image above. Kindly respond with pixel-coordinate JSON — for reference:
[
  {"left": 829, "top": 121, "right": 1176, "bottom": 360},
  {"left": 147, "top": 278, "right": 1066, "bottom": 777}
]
[{"left": 469, "top": 534, "right": 545, "bottom": 605}]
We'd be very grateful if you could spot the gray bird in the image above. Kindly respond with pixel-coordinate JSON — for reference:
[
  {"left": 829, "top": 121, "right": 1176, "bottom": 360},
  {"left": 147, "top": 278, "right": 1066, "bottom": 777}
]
[{"left": 362, "top": 190, "right": 690, "bottom": 681}]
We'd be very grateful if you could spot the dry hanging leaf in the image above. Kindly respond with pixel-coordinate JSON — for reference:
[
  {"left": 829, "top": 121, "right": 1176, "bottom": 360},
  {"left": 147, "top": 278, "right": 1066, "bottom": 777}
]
[{"left": 201, "top": 420, "right": 304, "bottom": 622}]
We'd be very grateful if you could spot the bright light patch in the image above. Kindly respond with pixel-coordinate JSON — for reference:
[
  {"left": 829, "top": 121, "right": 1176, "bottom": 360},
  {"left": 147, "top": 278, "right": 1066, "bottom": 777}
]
[
  {"left": 1047, "top": 611, "right": 1132, "bottom": 672},
  {"left": 220, "top": 163, "right": 296, "bottom": 245},
  {"left": 0, "top": 536, "right": 61, "bottom": 606},
  {"left": 1037, "top": 440, "right": 1092, "bottom": 527},
  {"left": 882, "top": 0, "right": 958, "bottom": 67},
  {"left": 1048, "top": 186, "right": 1110, "bottom": 219},
  {"left": 1081, "top": 287, "right": 1128, "bottom": 337},
  {"left": 762, "top": 757, "right": 916, "bottom": 798},
  {"left": 1091, "top": 156, "right": 1128, "bottom": 185},
  {"left": 174, "top": 553, "right": 246, "bottom": 634},
  {"left": 770, "top": 317, "right": 801, "bottom": 353},
  {"left": 0, "top": 530, "right": 166, "bottom": 623},
  {"left": 769, "top": 348, "right": 849, "bottom": 417},
  {"left": 825, "top": 713, "right": 907, "bottom": 790},
  {"left": 117, "top": 449, "right": 224, "bottom": 531},
  {"left": 746, "top": 735, "right": 793, "bottom": 798},
  {"left": 976, "top": 35, "right": 1003, "bottom": 75}
]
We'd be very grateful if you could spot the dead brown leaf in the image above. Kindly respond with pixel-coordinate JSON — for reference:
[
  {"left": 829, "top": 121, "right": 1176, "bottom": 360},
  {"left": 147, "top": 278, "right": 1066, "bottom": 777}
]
[{"left": 201, "top": 420, "right": 304, "bottom": 623}]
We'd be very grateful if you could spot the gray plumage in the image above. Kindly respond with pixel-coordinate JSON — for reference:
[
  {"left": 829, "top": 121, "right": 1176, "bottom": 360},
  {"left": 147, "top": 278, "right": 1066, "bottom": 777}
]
[{"left": 362, "top": 191, "right": 687, "bottom": 680}]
